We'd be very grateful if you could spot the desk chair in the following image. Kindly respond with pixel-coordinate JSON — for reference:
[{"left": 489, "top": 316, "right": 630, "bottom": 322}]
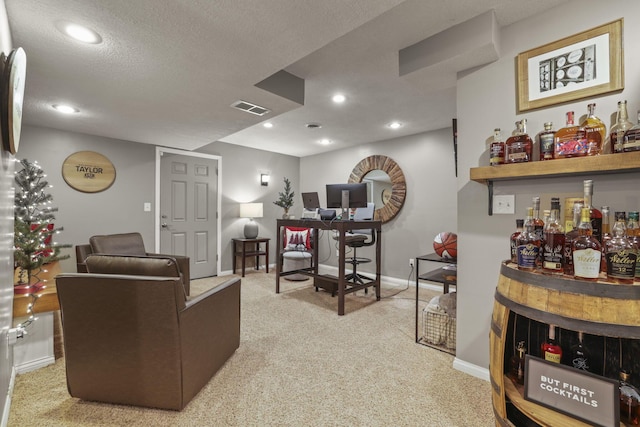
[{"left": 341, "top": 203, "right": 376, "bottom": 287}]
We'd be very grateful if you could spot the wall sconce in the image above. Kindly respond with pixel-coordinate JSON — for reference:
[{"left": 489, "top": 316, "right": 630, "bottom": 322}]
[{"left": 260, "top": 174, "right": 270, "bottom": 186}]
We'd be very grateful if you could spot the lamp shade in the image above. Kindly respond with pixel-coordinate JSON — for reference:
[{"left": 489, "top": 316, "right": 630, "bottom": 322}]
[{"left": 240, "top": 203, "right": 263, "bottom": 218}]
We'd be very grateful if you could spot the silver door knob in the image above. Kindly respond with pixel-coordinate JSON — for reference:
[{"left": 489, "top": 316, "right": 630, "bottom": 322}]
[{"left": 161, "top": 223, "right": 168, "bottom": 228}]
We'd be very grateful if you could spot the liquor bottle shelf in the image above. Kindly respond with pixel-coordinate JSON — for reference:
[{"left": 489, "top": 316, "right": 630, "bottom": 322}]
[
  {"left": 470, "top": 151, "right": 640, "bottom": 215},
  {"left": 470, "top": 151, "right": 640, "bottom": 184}
]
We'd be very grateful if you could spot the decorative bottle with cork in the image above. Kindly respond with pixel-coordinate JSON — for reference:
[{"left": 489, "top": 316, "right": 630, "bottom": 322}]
[
  {"left": 581, "top": 102, "right": 606, "bottom": 155},
  {"left": 627, "top": 211, "right": 640, "bottom": 282},
  {"left": 537, "top": 122, "right": 555, "bottom": 160},
  {"left": 509, "top": 341, "right": 527, "bottom": 385},
  {"left": 555, "top": 111, "right": 588, "bottom": 158},
  {"left": 572, "top": 207, "right": 602, "bottom": 281},
  {"left": 541, "top": 324, "right": 562, "bottom": 363},
  {"left": 563, "top": 201, "right": 583, "bottom": 276},
  {"left": 583, "top": 179, "right": 602, "bottom": 243},
  {"left": 542, "top": 198, "right": 564, "bottom": 275},
  {"left": 605, "top": 212, "right": 637, "bottom": 285},
  {"left": 623, "top": 111, "right": 640, "bottom": 152},
  {"left": 505, "top": 119, "right": 533, "bottom": 163},
  {"left": 610, "top": 100, "right": 633, "bottom": 153},
  {"left": 510, "top": 219, "right": 524, "bottom": 264},
  {"left": 517, "top": 207, "right": 540, "bottom": 271}
]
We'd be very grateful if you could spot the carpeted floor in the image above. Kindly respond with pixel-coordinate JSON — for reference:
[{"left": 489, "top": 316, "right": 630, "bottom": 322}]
[{"left": 8, "top": 272, "right": 493, "bottom": 426}]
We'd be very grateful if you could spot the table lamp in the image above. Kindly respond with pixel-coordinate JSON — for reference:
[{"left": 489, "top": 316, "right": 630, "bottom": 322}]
[{"left": 240, "top": 203, "right": 263, "bottom": 239}]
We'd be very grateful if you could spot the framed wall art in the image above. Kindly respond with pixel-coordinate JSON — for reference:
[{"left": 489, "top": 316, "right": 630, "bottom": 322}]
[{"left": 517, "top": 19, "right": 623, "bottom": 112}]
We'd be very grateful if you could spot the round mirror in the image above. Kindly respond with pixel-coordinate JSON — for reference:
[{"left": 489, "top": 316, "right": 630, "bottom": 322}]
[{"left": 348, "top": 155, "right": 406, "bottom": 223}]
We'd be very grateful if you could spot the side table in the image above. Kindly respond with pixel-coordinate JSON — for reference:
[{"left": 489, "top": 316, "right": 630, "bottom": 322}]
[{"left": 232, "top": 237, "right": 270, "bottom": 277}]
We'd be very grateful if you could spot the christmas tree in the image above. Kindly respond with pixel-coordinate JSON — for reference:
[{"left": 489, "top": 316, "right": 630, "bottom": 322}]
[
  {"left": 273, "top": 177, "right": 294, "bottom": 216},
  {"left": 14, "top": 159, "right": 70, "bottom": 287}
]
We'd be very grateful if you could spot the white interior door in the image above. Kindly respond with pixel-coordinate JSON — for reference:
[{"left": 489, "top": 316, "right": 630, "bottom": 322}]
[{"left": 156, "top": 148, "right": 221, "bottom": 279}]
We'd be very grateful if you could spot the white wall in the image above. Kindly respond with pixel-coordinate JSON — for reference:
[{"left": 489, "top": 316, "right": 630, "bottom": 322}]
[
  {"left": 300, "top": 128, "right": 458, "bottom": 281},
  {"left": 456, "top": 0, "right": 640, "bottom": 370}
]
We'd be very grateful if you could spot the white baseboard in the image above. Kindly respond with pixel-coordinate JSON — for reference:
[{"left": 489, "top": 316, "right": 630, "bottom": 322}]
[
  {"left": 14, "top": 356, "right": 55, "bottom": 375},
  {"left": 1, "top": 367, "right": 16, "bottom": 427},
  {"left": 453, "top": 357, "right": 490, "bottom": 382}
]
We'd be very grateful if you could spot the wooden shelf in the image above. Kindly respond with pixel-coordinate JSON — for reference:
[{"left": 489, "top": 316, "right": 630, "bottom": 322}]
[{"left": 470, "top": 151, "right": 640, "bottom": 185}]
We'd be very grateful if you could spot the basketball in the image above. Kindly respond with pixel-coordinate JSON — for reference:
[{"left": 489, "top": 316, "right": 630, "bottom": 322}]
[{"left": 433, "top": 232, "right": 457, "bottom": 259}]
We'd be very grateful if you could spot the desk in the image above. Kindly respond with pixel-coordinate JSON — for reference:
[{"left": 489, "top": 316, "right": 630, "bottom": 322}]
[
  {"left": 232, "top": 237, "right": 270, "bottom": 277},
  {"left": 275, "top": 218, "right": 382, "bottom": 315}
]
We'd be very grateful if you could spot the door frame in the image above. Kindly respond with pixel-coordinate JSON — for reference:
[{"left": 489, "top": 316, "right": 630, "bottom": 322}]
[{"left": 154, "top": 147, "right": 222, "bottom": 275}]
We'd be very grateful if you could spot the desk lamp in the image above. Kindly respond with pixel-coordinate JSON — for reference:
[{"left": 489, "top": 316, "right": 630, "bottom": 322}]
[{"left": 240, "top": 203, "right": 263, "bottom": 239}]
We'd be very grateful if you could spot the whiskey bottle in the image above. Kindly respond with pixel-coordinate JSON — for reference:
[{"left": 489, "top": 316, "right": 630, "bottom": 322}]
[
  {"left": 611, "top": 100, "right": 633, "bottom": 153},
  {"left": 627, "top": 211, "right": 640, "bottom": 282},
  {"left": 600, "top": 206, "right": 611, "bottom": 273},
  {"left": 623, "top": 110, "right": 640, "bottom": 152},
  {"left": 510, "top": 219, "right": 524, "bottom": 264},
  {"left": 542, "top": 197, "right": 564, "bottom": 275},
  {"left": 563, "top": 201, "right": 583, "bottom": 276},
  {"left": 509, "top": 341, "right": 526, "bottom": 385},
  {"left": 554, "top": 111, "right": 588, "bottom": 159},
  {"left": 537, "top": 122, "right": 555, "bottom": 161},
  {"left": 505, "top": 119, "right": 533, "bottom": 163},
  {"left": 517, "top": 207, "right": 540, "bottom": 271},
  {"left": 570, "top": 331, "right": 590, "bottom": 372},
  {"left": 583, "top": 179, "right": 603, "bottom": 243},
  {"left": 619, "top": 371, "right": 640, "bottom": 425},
  {"left": 532, "top": 196, "right": 544, "bottom": 244},
  {"left": 541, "top": 324, "right": 562, "bottom": 363},
  {"left": 489, "top": 128, "right": 505, "bottom": 166},
  {"left": 572, "top": 207, "right": 602, "bottom": 281},
  {"left": 581, "top": 103, "right": 605, "bottom": 156},
  {"left": 606, "top": 212, "right": 637, "bottom": 285}
]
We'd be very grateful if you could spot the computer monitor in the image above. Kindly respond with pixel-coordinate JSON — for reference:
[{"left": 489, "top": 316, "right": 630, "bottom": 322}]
[
  {"left": 326, "top": 183, "right": 368, "bottom": 218},
  {"left": 301, "top": 192, "right": 320, "bottom": 210}
]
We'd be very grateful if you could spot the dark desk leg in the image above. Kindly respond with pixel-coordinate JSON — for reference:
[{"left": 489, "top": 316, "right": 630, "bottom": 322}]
[
  {"left": 443, "top": 282, "right": 449, "bottom": 294},
  {"left": 338, "top": 227, "right": 346, "bottom": 316},
  {"left": 241, "top": 241, "right": 246, "bottom": 277},
  {"left": 254, "top": 242, "right": 259, "bottom": 271},
  {"left": 375, "top": 228, "right": 381, "bottom": 301},
  {"left": 265, "top": 241, "right": 269, "bottom": 274},
  {"left": 275, "top": 225, "right": 281, "bottom": 293},
  {"left": 415, "top": 258, "right": 420, "bottom": 343},
  {"left": 232, "top": 241, "right": 236, "bottom": 275}
]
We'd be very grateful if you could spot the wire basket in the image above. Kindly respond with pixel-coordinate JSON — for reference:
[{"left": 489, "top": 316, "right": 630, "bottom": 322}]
[{"left": 422, "top": 308, "right": 456, "bottom": 350}]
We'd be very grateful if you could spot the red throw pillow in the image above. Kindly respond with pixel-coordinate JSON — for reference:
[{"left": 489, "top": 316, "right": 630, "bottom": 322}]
[{"left": 284, "top": 227, "right": 311, "bottom": 250}]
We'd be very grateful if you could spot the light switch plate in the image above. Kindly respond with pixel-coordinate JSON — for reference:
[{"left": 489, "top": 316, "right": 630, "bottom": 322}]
[
  {"left": 493, "top": 195, "right": 515, "bottom": 214},
  {"left": 144, "top": 202, "right": 151, "bottom": 212}
]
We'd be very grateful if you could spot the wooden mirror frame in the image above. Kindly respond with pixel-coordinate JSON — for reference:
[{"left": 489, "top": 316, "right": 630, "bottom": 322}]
[{"left": 348, "top": 155, "right": 406, "bottom": 223}]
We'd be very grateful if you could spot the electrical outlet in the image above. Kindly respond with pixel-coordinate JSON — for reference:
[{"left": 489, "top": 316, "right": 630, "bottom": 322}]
[
  {"left": 409, "top": 258, "right": 414, "bottom": 267},
  {"left": 336, "top": 249, "right": 340, "bottom": 257}
]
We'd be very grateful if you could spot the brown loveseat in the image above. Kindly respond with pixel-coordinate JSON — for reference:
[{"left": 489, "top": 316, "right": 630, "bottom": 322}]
[
  {"left": 56, "top": 254, "right": 240, "bottom": 411},
  {"left": 75, "top": 232, "right": 191, "bottom": 295}
]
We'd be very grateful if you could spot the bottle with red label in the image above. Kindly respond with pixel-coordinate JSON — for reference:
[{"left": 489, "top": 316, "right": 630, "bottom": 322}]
[{"left": 541, "top": 324, "right": 562, "bottom": 363}]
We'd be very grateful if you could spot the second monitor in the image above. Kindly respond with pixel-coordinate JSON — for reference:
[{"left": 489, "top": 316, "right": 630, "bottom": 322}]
[{"left": 326, "top": 183, "right": 368, "bottom": 219}]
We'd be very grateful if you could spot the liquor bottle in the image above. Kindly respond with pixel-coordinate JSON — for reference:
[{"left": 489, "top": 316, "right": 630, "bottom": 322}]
[
  {"left": 606, "top": 212, "right": 637, "bottom": 285},
  {"left": 570, "top": 331, "right": 590, "bottom": 371},
  {"left": 619, "top": 370, "right": 640, "bottom": 425},
  {"left": 505, "top": 119, "right": 533, "bottom": 163},
  {"left": 542, "top": 198, "right": 564, "bottom": 275},
  {"left": 623, "top": 111, "right": 640, "bottom": 152},
  {"left": 510, "top": 219, "right": 524, "bottom": 263},
  {"left": 581, "top": 103, "right": 606, "bottom": 156},
  {"left": 489, "top": 128, "right": 505, "bottom": 166},
  {"left": 583, "top": 179, "right": 602, "bottom": 243},
  {"left": 572, "top": 207, "right": 602, "bottom": 281},
  {"left": 627, "top": 211, "right": 640, "bottom": 282},
  {"left": 600, "top": 206, "right": 611, "bottom": 273},
  {"left": 563, "top": 201, "right": 583, "bottom": 276},
  {"left": 517, "top": 207, "right": 540, "bottom": 271},
  {"left": 537, "top": 122, "right": 555, "bottom": 160},
  {"left": 554, "top": 111, "right": 588, "bottom": 159},
  {"left": 611, "top": 100, "right": 633, "bottom": 153},
  {"left": 509, "top": 341, "right": 526, "bottom": 385},
  {"left": 541, "top": 324, "right": 562, "bottom": 363}
]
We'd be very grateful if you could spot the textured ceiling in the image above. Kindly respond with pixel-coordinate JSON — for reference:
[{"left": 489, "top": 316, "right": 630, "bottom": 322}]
[{"left": 6, "top": 0, "right": 569, "bottom": 157}]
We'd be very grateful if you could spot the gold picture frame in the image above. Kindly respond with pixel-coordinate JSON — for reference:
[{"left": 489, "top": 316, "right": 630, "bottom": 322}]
[{"left": 517, "top": 19, "right": 623, "bottom": 112}]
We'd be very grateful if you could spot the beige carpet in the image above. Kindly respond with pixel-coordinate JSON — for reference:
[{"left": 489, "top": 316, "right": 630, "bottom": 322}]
[{"left": 9, "top": 272, "right": 493, "bottom": 426}]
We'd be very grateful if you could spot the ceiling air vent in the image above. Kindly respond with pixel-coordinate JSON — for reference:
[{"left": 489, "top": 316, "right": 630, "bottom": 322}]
[{"left": 230, "top": 100, "right": 270, "bottom": 116}]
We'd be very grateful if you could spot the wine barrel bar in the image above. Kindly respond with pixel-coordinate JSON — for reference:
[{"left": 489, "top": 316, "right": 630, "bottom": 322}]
[{"left": 491, "top": 261, "right": 640, "bottom": 427}]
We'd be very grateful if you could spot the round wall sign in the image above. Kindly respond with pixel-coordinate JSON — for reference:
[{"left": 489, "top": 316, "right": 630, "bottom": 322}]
[{"left": 62, "top": 151, "right": 116, "bottom": 193}]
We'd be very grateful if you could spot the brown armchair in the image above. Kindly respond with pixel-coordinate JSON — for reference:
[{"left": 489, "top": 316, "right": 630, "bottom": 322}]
[
  {"left": 56, "top": 254, "right": 241, "bottom": 411},
  {"left": 75, "top": 232, "right": 191, "bottom": 295}
]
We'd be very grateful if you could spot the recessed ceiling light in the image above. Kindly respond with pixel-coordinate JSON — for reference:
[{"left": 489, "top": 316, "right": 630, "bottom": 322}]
[
  {"left": 61, "top": 23, "right": 102, "bottom": 44},
  {"left": 52, "top": 104, "right": 79, "bottom": 114},
  {"left": 319, "top": 139, "right": 333, "bottom": 145},
  {"left": 332, "top": 94, "right": 346, "bottom": 104},
  {"left": 388, "top": 121, "right": 402, "bottom": 129},
  {"left": 263, "top": 122, "right": 273, "bottom": 128}
]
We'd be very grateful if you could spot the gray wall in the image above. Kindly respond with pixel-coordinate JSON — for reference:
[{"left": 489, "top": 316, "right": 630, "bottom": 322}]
[
  {"left": 300, "top": 128, "right": 458, "bottom": 280},
  {"left": 0, "top": 0, "right": 15, "bottom": 421},
  {"left": 456, "top": 0, "right": 640, "bottom": 370},
  {"left": 16, "top": 126, "right": 300, "bottom": 275}
]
